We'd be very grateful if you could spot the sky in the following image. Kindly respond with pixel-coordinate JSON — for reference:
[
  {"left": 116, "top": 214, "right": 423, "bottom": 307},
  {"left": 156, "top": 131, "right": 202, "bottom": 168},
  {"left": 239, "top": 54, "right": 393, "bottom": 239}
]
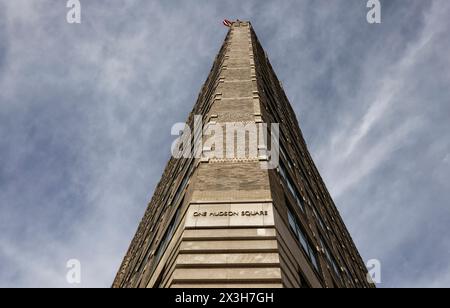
[{"left": 0, "top": 0, "right": 449, "bottom": 288}]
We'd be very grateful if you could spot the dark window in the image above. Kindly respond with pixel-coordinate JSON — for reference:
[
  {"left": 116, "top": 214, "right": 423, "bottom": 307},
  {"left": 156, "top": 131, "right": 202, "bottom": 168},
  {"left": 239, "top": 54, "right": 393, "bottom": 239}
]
[
  {"left": 153, "top": 270, "right": 164, "bottom": 288},
  {"left": 280, "top": 161, "right": 305, "bottom": 212},
  {"left": 299, "top": 271, "right": 311, "bottom": 288},
  {"left": 171, "top": 161, "right": 194, "bottom": 207},
  {"left": 320, "top": 237, "right": 342, "bottom": 281},
  {"left": 150, "top": 208, "right": 181, "bottom": 274},
  {"left": 288, "top": 210, "right": 320, "bottom": 273},
  {"left": 312, "top": 207, "right": 326, "bottom": 231}
]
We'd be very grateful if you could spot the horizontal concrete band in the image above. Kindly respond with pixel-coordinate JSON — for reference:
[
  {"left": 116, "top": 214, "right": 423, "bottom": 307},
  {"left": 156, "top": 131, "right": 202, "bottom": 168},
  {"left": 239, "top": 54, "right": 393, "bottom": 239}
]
[
  {"left": 189, "top": 200, "right": 273, "bottom": 204},
  {"left": 179, "top": 240, "right": 278, "bottom": 252},
  {"left": 176, "top": 252, "right": 280, "bottom": 265},
  {"left": 170, "top": 267, "right": 282, "bottom": 283},
  {"left": 171, "top": 283, "right": 283, "bottom": 289}
]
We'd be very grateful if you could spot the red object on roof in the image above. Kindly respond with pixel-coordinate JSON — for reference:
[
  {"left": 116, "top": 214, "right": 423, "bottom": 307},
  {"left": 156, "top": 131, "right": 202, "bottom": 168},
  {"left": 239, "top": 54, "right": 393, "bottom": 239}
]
[{"left": 223, "top": 19, "right": 233, "bottom": 27}]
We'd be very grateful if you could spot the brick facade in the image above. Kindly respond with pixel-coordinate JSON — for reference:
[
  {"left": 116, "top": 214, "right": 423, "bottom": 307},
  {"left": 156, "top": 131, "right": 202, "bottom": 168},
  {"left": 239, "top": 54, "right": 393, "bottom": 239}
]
[{"left": 112, "top": 21, "right": 373, "bottom": 288}]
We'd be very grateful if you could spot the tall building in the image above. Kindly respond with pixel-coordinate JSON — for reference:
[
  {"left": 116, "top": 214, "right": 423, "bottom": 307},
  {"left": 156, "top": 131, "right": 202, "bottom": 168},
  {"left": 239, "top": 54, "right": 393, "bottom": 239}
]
[{"left": 113, "top": 21, "right": 373, "bottom": 288}]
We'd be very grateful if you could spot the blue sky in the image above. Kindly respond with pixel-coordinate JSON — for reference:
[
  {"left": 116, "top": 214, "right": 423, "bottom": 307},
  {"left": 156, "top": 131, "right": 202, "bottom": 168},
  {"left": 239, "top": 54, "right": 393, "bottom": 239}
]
[{"left": 0, "top": 0, "right": 449, "bottom": 288}]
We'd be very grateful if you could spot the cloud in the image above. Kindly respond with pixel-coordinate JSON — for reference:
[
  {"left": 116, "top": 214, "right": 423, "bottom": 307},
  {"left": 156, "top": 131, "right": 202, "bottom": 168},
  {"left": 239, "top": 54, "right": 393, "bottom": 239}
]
[
  {"left": 444, "top": 154, "right": 450, "bottom": 164},
  {"left": 0, "top": 0, "right": 449, "bottom": 288}
]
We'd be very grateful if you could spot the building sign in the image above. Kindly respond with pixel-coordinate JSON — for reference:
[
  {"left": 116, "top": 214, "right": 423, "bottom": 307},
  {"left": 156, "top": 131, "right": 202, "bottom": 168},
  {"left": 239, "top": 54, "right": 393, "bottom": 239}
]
[
  {"left": 186, "top": 203, "right": 274, "bottom": 228},
  {"left": 193, "top": 210, "right": 269, "bottom": 217}
]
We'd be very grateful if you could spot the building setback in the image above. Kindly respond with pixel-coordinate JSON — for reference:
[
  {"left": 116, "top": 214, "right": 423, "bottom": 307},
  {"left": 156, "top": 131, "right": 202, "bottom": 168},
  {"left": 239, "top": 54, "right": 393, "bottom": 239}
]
[{"left": 113, "top": 21, "right": 373, "bottom": 288}]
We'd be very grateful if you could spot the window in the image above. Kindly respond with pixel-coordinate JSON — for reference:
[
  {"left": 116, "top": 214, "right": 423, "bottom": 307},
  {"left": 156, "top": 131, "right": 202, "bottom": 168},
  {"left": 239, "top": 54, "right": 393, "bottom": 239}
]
[
  {"left": 320, "top": 237, "right": 341, "bottom": 280},
  {"left": 288, "top": 210, "right": 297, "bottom": 233},
  {"left": 299, "top": 271, "right": 311, "bottom": 288},
  {"left": 312, "top": 207, "right": 326, "bottom": 231},
  {"left": 153, "top": 269, "right": 164, "bottom": 288},
  {"left": 288, "top": 210, "right": 320, "bottom": 273},
  {"left": 279, "top": 161, "right": 305, "bottom": 212},
  {"left": 150, "top": 208, "right": 181, "bottom": 274},
  {"left": 279, "top": 143, "right": 292, "bottom": 169},
  {"left": 171, "top": 160, "right": 194, "bottom": 207},
  {"left": 309, "top": 250, "right": 319, "bottom": 273}
]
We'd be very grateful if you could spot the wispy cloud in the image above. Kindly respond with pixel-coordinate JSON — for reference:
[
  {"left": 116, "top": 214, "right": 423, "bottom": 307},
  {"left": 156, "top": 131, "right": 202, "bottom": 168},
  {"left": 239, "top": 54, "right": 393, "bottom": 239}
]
[{"left": 444, "top": 154, "right": 450, "bottom": 164}]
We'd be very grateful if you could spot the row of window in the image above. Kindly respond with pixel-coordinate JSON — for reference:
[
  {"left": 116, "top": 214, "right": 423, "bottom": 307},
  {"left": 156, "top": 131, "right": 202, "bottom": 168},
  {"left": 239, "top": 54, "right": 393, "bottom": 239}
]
[
  {"left": 279, "top": 140, "right": 328, "bottom": 232},
  {"left": 141, "top": 157, "right": 195, "bottom": 280},
  {"left": 287, "top": 209, "right": 320, "bottom": 273},
  {"left": 149, "top": 206, "right": 181, "bottom": 276},
  {"left": 278, "top": 138, "right": 324, "bottom": 277},
  {"left": 170, "top": 160, "right": 194, "bottom": 207},
  {"left": 255, "top": 47, "right": 368, "bottom": 287},
  {"left": 279, "top": 146, "right": 361, "bottom": 287},
  {"left": 289, "top": 206, "right": 358, "bottom": 287},
  {"left": 132, "top": 37, "right": 230, "bottom": 287},
  {"left": 279, "top": 160, "right": 305, "bottom": 213},
  {"left": 150, "top": 158, "right": 196, "bottom": 268},
  {"left": 277, "top": 134, "right": 329, "bottom": 232},
  {"left": 141, "top": 57, "right": 226, "bottom": 277}
]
